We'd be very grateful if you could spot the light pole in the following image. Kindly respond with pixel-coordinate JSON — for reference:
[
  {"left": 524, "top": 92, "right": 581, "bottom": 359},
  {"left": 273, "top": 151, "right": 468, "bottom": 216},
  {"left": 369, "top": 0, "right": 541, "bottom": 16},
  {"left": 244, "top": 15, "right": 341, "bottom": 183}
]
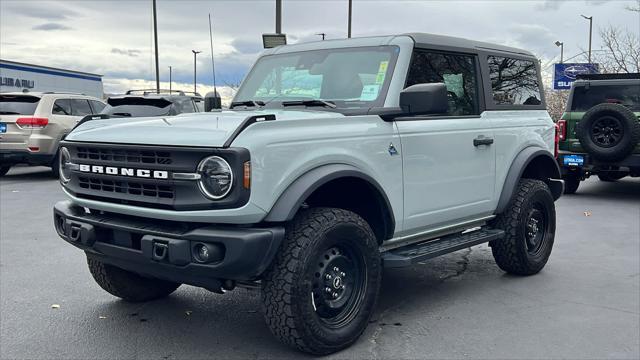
[
  {"left": 316, "top": 33, "right": 326, "bottom": 40},
  {"left": 152, "top": 0, "right": 160, "bottom": 94},
  {"left": 275, "top": 0, "right": 282, "bottom": 33},
  {"left": 581, "top": 14, "right": 593, "bottom": 63},
  {"left": 555, "top": 41, "right": 564, "bottom": 63},
  {"left": 348, "top": 0, "right": 352, "bottom": 38},
  {"left": 192, "top": 50, "right": 201, "bottom": 94},
  {"left": 168, "top": 66, "right": 172, "bottom": 93}
]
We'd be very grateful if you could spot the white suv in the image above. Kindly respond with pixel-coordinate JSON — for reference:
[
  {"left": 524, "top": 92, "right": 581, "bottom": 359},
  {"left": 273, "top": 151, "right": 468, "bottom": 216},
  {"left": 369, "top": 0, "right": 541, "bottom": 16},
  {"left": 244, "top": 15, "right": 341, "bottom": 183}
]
[{"left": 0, "top": 92, "right": 105, "bottom": 176}]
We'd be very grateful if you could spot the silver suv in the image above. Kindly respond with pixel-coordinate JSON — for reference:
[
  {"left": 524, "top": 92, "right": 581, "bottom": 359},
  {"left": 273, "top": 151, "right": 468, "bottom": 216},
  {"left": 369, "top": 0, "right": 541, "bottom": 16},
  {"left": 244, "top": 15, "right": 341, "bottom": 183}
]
[
  {"left": 53, "top": 33, "right": 563, "bottom": 355},
  {"left": 0, "top": 92, "right": 105, "bottom": 176}
]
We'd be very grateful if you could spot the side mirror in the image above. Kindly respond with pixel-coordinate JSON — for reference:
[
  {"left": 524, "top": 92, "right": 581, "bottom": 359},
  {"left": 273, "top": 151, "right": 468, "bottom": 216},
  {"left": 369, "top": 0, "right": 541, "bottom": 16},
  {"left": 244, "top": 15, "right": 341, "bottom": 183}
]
[
  {"left": 204, "top": 91, "right": 222, "bottom": 111},
  {"left": 399, "top": 83, "right": 448, "bottom": 116}
]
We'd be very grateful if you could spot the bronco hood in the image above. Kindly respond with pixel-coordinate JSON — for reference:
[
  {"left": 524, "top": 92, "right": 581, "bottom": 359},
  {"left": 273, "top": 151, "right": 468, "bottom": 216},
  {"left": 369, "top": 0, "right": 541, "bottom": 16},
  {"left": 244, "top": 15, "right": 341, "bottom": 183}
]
[{"left": 65, "top": 110, "right": 339, "bottom": 147}]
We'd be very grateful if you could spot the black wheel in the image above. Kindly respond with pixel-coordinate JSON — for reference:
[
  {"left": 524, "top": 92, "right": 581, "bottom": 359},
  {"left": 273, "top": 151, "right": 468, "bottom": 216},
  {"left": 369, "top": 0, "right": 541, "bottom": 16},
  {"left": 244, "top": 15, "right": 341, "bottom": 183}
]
[
  {"left": 50, "top": 151, "right": 60, "bottom": 178},
  {"left": 490, "top": 179, "right": 556, "bottom": 275},
  {"left": 87, "top": 255, "right": 180, "bottom": 302},
  {"left": 261, "top": 208, "right": 381, "bottom": 355},
  {"left": 562, "top": 172, "right": 580, "bottom": 194},
  {"left": 576, "top": 103, "right": 640, "bottom": 161},
  {"left": 0, "top": 166, "right": 10, "bottom": 176},
  {"left": 598, "top": 172, "right": 626, "bottom": 182}
]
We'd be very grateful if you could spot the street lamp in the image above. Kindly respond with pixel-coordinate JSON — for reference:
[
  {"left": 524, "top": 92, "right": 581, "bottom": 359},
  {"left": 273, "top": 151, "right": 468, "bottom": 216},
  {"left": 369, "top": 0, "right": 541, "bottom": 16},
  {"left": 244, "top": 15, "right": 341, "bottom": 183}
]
[
  {"left": 192, "top": 50, "right": 201, "bottom": 94},
  {"left": 168, "top": 66, "right": 172, "bottom": 93},
  {"left": 555, "top": 41, "right": 564, "bottom": 63},
  {"left": 316, "top": 33, "right": 326, "bottom": 40},
  {"left": 580, "top": 14, "right": 593, "bottom": 63}
]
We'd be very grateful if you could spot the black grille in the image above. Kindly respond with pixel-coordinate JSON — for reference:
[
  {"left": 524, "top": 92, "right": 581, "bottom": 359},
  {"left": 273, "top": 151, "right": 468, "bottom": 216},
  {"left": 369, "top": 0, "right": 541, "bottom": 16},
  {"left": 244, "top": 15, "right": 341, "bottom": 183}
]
[
  {"left": 76, "top": 147, "right": 172, "bottom": 165},
  {"left": 78, "top": 176, "right": 174, "bottom": 199}
]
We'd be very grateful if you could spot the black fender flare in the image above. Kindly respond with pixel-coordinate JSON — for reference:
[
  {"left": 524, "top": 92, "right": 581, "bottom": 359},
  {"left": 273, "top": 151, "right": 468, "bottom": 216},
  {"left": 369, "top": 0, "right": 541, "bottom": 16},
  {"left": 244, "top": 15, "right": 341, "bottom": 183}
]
[
  {"left": 264, "top": 164, "right": 395, "bottom": 235},
  {"left": 496, "top": 147, "right": 563, "bottom": 214}
]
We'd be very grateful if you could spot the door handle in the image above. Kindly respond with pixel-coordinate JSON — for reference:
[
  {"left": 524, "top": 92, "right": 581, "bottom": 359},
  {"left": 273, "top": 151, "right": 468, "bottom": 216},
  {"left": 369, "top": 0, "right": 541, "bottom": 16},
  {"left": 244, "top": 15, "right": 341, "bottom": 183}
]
[{"left": 473, "top": 136, "right": 494, "bottom": 147}]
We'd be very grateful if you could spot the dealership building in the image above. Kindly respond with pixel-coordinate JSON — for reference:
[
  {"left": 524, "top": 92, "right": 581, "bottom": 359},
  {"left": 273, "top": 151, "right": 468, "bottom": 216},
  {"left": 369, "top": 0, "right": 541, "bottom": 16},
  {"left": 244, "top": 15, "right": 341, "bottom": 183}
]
[{"left": 0, "top": 59, "right": 103, "bottom": 98}]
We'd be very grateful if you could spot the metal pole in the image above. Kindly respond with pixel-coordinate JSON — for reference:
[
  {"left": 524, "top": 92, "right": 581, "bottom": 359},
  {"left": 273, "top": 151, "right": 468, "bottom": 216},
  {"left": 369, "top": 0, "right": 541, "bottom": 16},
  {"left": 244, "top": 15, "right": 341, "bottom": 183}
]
[
  {"left": 192, "top": 50, "right": 201, "bottom": 94},
  {"left": 152, "top": 0, "right": 160, "bottom": 94},
  {"left": 560, "top": 43, "right": 564, "bottom": 63},
  {"left": 209, "top": 13, "right": 217, "bottom": 96},
  {"left": 275, "top": 0, "right": 282, "bottom": 34},
  {"left": 581, "top": 15, "right": 593, "bottom": 63},
  {"left": 169, "top": 66, "right": 172, "bottom": 93},
  {"left": 348, "top": 0, "right": 352, "bottom": 38}
]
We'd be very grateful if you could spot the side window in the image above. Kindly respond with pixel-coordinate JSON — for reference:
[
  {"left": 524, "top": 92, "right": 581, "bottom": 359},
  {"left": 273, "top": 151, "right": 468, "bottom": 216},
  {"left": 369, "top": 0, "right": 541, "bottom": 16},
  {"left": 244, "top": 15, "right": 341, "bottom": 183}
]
[
  {"left": 488, "top": 56, "right": 542, "bottom": 106},
  {"left": 177, "top": 99, "right": 196, "bottom": 113},
  {"left": 406, "top": 50, "right": 479, "bottom": 116},
  {"left": 193, "top": 99, "right": 204, "bottom": 112},
  {"left": 89, "top": 100, "right": 106, "bottom": 113},
  {"left": 52, "top": 99, "right": 72, "bottom": 115},
  {"left": 70, "top": 99, "right": 93, "bottom": 116}
]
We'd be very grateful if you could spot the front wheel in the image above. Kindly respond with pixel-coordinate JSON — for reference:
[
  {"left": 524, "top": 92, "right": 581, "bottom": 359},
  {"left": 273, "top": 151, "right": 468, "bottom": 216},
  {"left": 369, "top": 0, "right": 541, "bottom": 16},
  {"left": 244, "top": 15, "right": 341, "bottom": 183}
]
[
  {"left": 0, "top": 166, "right": 10, "bottom": 176},
  {"left": 261, "top": 208, "right": 382, "bottom": 355},
  {"left": 490, "top": 179, "right": 556, "bottom": 276}
]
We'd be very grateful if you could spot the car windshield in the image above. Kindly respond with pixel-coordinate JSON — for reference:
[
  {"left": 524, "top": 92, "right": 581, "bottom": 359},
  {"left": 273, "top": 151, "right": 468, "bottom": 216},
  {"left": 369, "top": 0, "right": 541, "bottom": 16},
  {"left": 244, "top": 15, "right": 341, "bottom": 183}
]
[
  {"left": 102, "top": 97, "right": 172, "bottom": 117},
  {"left": 571, "top": 84, "right": 640, "bottom": 111},
  {"left": 0, "top": 95, "right": 40, "bottom": 115},
  {"left": 233, "top": 46, "right": 399, "bottom": 109}
]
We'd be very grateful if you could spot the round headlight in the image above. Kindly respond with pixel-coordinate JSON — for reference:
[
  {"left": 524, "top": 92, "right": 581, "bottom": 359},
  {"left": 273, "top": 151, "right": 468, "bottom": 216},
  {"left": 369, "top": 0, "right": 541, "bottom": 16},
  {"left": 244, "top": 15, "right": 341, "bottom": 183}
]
[
  {"left": 59, "top": 147, "right": 72, "bottom": 183},
  {"left": 197, "top": 156, "right": 233, "bottom": 200}
]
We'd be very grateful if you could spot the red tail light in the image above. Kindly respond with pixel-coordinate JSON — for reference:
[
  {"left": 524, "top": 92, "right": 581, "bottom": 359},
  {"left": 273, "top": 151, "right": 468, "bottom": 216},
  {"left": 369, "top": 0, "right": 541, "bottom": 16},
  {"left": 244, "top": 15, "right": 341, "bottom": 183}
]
[
  {"left": 557, "top": 119, "right": 567, "bottom": 141},
  {"left": 16, "top": 117, "right": 48, "bottom": 129},
  {"left": 554, "top": 123, "right": 560, "bottom": 158}
]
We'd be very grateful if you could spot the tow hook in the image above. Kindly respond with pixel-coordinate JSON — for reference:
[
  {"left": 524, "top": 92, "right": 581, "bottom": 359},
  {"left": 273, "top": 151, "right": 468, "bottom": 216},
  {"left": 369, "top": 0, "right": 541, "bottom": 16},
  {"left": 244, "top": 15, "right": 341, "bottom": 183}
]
[{"left": 152, "top": 242, "right": 169, "bottom": 261}]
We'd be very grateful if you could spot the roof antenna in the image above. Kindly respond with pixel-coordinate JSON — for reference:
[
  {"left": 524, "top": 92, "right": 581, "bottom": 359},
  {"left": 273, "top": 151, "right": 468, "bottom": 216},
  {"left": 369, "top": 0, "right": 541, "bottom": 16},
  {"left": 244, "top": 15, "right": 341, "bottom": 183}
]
[{"left": 208, "top": 13, "right": 217, "bottom": 97}]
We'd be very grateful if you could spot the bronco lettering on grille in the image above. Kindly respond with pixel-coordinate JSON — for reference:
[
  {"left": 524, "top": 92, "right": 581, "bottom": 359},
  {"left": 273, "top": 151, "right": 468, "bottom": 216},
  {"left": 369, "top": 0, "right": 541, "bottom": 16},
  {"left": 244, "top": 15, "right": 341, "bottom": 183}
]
[{"left": 78, "top": 164, "right": 169, "bottom": 179}]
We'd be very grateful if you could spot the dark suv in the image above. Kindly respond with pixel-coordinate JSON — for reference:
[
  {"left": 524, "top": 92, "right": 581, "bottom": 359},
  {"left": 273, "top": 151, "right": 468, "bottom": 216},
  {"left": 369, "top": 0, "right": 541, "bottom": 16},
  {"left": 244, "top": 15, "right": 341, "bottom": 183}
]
[
  {"left": 101, "top": 89, "right": 204, "bottom": 117},
  {"left": 557, "top": 73, "right": 640, "bottom": 193}
]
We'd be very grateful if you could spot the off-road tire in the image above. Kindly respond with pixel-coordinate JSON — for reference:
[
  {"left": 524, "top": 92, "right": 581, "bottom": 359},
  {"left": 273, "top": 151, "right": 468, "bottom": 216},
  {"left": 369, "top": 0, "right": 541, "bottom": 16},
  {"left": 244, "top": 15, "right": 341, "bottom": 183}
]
[
  {"left": 261, "top": 208, "right": 382, "bottom": 355},
  {"left": 50, "top": 151, "right": 60, "bottom": 179},
  {"left": 490, "top": 179, "right": 556, "bottom": 275},
  {"left": 576, "top": 103, "right": 640, "bottom": 162},
  {"left": 0, "top": 166, "right": 10, "bottom": 176},
  {"left": 87, "top": 256, "right": 180, "bottom": 302},
  {"left": 562, "top": 172, "right": 580, "bottom": 194}
]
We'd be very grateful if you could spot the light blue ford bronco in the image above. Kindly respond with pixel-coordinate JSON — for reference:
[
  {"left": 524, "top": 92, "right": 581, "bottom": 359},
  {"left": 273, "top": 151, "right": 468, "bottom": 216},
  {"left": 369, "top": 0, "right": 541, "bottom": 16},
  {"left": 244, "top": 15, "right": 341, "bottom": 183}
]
[{"left": 54, "top": 33, "right": 563, "bottom": 355}]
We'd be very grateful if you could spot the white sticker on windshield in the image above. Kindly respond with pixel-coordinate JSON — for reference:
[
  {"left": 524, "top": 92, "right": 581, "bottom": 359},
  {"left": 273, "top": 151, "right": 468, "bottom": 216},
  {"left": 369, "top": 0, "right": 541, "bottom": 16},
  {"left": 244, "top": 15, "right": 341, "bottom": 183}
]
[{"left": 360, "top": 84, "right": 380, "bottom": 101}]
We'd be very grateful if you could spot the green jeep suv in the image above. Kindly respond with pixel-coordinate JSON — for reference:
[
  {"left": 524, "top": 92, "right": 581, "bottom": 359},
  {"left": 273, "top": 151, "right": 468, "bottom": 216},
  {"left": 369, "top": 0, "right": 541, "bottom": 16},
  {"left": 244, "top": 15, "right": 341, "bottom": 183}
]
[{"left": 557, "top": 73, "right": 640, "bottom": 193}]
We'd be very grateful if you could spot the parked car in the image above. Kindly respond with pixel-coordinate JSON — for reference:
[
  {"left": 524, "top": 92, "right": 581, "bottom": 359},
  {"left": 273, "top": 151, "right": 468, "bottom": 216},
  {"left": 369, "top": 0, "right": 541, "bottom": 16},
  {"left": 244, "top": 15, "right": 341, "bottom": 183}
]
[
  {"left": 557, "top": 73, "right": 640, "bottom": 193},
  {"left": 101, "top": 90, "right": 204, "bottom": 118},
  {"left": 53, "top": 33, "right": 562, "bottom": 355},
  {"left": 0, "top": 92, "right": 105, "bottom": 176}
]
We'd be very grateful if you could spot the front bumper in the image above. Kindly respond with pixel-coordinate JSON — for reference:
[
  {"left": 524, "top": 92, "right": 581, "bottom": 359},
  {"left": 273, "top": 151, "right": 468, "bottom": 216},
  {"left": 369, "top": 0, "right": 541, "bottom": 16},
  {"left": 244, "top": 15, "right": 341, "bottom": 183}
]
[
  {"left": 53, "top": 200, "right": 284, "bottom": 291},
  {"left": 557, "top": 151, "right": 640, "bottom": 175}
]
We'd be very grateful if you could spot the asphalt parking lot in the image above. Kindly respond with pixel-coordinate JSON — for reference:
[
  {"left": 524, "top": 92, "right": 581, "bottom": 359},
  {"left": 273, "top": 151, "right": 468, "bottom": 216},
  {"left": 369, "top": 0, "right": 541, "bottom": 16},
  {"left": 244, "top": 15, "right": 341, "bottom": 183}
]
[{"left": 1, "top": 165, "right": 638, "bottom": 360}]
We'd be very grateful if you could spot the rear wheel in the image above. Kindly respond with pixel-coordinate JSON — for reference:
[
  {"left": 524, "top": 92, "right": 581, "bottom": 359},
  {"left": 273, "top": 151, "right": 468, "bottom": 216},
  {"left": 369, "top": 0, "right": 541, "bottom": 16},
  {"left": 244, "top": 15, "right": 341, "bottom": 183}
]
[
  {"left": 490, "top": 179, "right": 556, "bottom": 275},
  {"left": 87, "top": 256, "right": 180, "bottom": 302},
  {"left": 261, "top": 208, "right": 381, "bottom": 355},
  {"left": 598, "top": 173, "right": 626, "bottom": 182},
  {"left": 562, "top": 172, "right": 580, "bottom": 194},
  {"left": 0, "top": 166, "right": 10, "bottom": 176}
]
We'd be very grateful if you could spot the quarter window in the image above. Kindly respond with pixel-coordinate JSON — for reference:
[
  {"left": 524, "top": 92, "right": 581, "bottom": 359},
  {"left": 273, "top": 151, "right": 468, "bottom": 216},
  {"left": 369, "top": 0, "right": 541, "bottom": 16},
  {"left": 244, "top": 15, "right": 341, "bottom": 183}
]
[
  {"left": 488, "top": 56, "right": 542, "bottom": 106},
  {"left": 89, "top": 100, "right": 106, "bottom": 113},
  {"left": 406, "top": 50, "right": 479, "bottom": 116},
  {"left": 70, "top": 99, "right": 93, "bottom": 116},
  {"left": 52, "top": 99, "right": 72, "bottom": 115}
]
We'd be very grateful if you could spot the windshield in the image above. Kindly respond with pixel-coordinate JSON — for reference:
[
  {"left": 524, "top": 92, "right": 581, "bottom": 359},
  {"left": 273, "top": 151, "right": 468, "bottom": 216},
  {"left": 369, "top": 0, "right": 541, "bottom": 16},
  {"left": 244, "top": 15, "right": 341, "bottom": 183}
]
[
  {"left": 102, "top": 97, "right": 172, "bottom": 117},
  {"left": 571, "top": 84, "right": 640, "bottom": 111},
  {"left": 0, "top": 95, "right": 40, "bottom": 115},
  {"left": 234, "top": 46, "right": 399, "bottom": 109}
]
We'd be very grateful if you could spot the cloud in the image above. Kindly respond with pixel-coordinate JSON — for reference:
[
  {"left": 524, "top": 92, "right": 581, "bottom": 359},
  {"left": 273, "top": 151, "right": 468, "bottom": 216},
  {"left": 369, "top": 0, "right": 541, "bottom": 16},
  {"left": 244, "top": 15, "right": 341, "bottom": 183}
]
[
  {"left": 4, "top": 1, "right": 78, "bottom": 20},
  {"left": 230, "top": 39, "right": 263, "bottom": 55},
  {"left": 32, "top": 23, "right": 72, "bottom": 31},
  {"left": 111, "top": 48, "right": 142, "bottom": 57}
]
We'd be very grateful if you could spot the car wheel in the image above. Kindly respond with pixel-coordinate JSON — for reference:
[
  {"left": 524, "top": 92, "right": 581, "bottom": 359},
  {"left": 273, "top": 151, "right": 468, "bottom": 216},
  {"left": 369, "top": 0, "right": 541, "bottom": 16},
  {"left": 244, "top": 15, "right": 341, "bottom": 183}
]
[
  {"left": 490, "top": 179, "right": 556, "bottom": 276},
  {"left": 0, "top": 166, "right": 11, "bottom": 176},
  {"left": 261, "top": 208, "right": 382, "bottom": 355},
  {"left": 576, "top": 103, "right": 640, "bottom": 162},
  {"left": 50, "top": 151, "right": 60, "bottom": 178},
  {"left": 562, "top": 172, "right": 580, "bottom": 194},
  {"left": 87, "top": 255, "right": 180, "bottom": 302}
]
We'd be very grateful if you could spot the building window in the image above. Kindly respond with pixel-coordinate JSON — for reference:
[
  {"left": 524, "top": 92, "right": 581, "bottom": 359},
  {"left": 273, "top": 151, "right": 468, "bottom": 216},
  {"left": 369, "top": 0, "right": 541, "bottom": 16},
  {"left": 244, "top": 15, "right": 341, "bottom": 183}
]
[{"left": 488, "top": 56, "right": 542, "bottom": 106}]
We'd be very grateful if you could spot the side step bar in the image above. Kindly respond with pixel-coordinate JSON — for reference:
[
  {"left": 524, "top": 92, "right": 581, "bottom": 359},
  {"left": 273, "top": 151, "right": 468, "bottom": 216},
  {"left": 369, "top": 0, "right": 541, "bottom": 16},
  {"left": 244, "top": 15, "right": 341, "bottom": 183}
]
[{"left": 382, "top": 228, "right": 505, "bottom": 268}]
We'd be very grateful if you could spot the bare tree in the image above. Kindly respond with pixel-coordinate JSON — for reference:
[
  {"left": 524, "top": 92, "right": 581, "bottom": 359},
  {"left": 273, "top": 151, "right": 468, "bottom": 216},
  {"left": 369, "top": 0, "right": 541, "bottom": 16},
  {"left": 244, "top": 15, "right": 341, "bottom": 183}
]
[
  {"left": 544, "top": 87, "right": 569, "bottom": 122},
  {"left": 590, "top": 25, "right": 640, "bottom": 73}
]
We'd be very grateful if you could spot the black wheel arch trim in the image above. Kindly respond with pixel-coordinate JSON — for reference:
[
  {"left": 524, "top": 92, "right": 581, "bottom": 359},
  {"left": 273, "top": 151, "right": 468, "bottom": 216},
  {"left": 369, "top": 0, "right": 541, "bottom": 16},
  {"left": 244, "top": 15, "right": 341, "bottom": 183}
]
[
  {"left": 496, "top": 147, "right": 562, "bottom": 214},
  {"left": 264, "top": 164, "right": 396, "bottom": 239}
]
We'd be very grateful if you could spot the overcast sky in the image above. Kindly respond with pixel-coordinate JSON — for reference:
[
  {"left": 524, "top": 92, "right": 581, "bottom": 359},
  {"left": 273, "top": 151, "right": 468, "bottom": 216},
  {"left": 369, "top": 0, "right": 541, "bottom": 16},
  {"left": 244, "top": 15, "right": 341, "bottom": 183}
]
[{"left": 1, "top": 0, "right": 638, "bottom": 97}]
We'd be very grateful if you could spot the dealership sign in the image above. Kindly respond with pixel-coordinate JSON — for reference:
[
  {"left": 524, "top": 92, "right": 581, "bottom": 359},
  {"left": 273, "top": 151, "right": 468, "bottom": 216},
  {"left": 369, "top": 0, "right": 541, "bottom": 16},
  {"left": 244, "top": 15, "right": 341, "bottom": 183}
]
[
  {"left": 553, "top": 63, "right": 599, "bottom": 90},
  {"left": 0, "top": 76, "right": 35, "bottom": 89}
]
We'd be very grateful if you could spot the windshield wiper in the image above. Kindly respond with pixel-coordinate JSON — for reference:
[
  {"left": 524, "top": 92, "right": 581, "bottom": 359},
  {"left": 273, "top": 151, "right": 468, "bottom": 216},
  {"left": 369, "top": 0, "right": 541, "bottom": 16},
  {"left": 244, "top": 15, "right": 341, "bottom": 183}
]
[
  {"left": 281, "top": 100, "right": 337, "bottom": 109},
  {"left": 230, "top": 100, "right": 265, "bottom": 109},
  {"left": 0, "top": 111, "right": 21, "bottom": 115}
]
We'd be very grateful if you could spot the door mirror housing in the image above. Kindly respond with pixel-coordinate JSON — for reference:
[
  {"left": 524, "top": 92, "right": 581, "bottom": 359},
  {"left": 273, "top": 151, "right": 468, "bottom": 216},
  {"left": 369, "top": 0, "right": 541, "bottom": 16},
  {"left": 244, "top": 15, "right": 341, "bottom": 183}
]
[
  {"left": 204, "top": 91, "right": 222, "bottom": 112},
  {"left": 399, "top": 83, "right": 448, "bottom": 116}
]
